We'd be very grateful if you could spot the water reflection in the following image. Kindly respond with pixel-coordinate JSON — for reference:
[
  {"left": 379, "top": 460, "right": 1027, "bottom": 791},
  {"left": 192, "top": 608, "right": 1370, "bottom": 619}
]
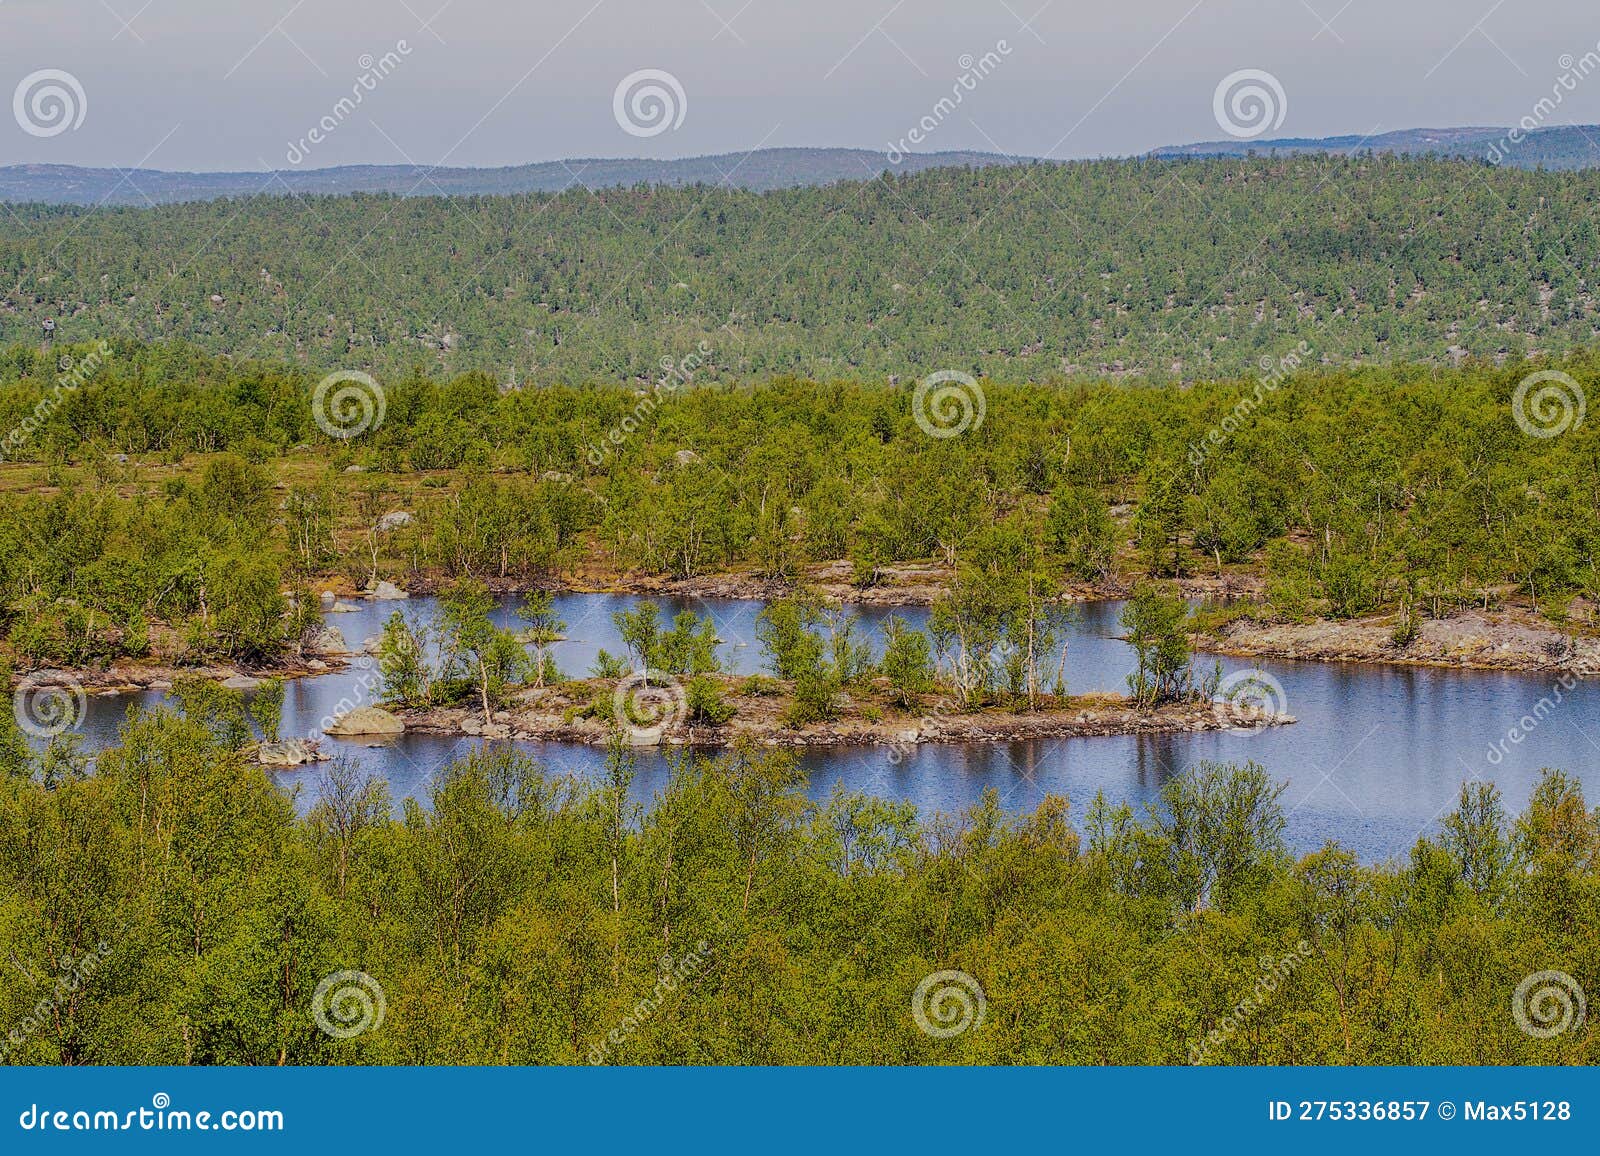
[{"left": 65, "top": 592, "right": 1600, "bottom": 862}]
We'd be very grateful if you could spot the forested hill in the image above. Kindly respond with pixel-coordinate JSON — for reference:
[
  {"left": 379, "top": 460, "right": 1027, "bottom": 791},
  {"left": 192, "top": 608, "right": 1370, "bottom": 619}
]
[
  {"left": 1151, "top": 124, "right": 1600, "bottom": 169},
  {"left": 0, "top": 148, "right": 1013, "bottom": 206},
  {"left": 4, "top": 155, "right": 1599, "bottom": 382}
]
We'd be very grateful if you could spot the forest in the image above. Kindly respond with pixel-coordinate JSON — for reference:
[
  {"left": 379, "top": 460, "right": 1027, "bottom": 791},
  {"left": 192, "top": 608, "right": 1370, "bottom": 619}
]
[
  {"left": 0, "top": 339, "right": 1596, "bottom": 676},
  {"left": 0, "top": 713, "right": 1594, "bottom": 1065},
  {"left": 4, "top": 156, "right": 1600, "bottom": 380}
]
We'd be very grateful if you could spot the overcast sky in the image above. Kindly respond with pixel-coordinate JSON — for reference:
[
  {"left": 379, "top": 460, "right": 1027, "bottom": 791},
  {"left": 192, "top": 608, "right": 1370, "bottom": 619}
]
[{"left": 2, "top": 0, "right": 1598, "bottom": 171}]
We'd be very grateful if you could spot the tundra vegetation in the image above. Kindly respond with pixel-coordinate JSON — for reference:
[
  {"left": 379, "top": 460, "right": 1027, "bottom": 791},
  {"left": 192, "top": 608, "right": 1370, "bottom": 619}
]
[
  {"left": 0, "top": 343, "right": 1598, "bottom": 680},
  {"left": 0, "top": 713, "right": 1594, "bottom": 1065}
]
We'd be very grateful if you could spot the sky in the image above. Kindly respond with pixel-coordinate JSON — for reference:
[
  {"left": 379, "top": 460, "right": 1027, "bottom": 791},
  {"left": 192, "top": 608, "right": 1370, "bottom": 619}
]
[{"left": 2, "top": 0, "right": 1599, "bottom": 171}]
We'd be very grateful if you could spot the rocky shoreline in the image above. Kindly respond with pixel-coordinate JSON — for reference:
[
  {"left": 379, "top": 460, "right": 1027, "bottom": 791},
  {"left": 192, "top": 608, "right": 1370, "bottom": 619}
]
[
  {"left": 1194, "top": 609, "right": 1596, "bottom": 675},
  {"left": 372, "top": 683, "right": 1294, "bottom": 750}
]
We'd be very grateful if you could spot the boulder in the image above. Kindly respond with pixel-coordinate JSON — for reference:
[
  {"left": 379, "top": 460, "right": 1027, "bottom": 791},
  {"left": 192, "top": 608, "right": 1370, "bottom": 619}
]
[
  {"left": 256, "top": 739, "right": 328, "bottom": 767},
  {"left": 461, "top": 715, "right": 485, "bottom": 735},
  {"left": 324, "top": 706, "right": 405, "bottom": 737},
  {"left": 307, "top": 626, "right": 350, "bottom": 655},
  {"left": 361, "top": 635, "right": 383, "bottom": 655},
  {"left": 328, "top": 600, "right": 361, "bottom": 613},
  {"left": 219, "top": 674, "right": 261, "bottom": 690},
  {"left": 371, "top": 580, "right": 409, "bottom": 600},
  {"left": 376, "top": 511, "right": 414, "bottom": 532}
]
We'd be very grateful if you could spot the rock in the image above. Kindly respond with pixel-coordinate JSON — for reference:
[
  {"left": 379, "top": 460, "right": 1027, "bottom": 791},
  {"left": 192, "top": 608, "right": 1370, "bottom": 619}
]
[
  {"left": 672, "top": 449, "right": 702, "bottom": 466},
  {"left": 371, "top": 580, "right": 409, "bottom": 600},
  {"left": 461, "top": 716, "right": 485, "bottom": 735},
  {"left": 324, "top": 706, "right": 405, "bottom": 737},
  {"left": 219, "top": 674, "right": 261, "bottom": 690},
  {"left": 320, "top": 590, "right": 337, "bottom": 607},
  {"left": 306, "top": 659, "right": 329, "bottom": 671},
  {"left": 328, "top": 600, "right": 361, "bottom": 613},
  {"left": 361, "top": 635, "right": 382, "bottom": 655},
  {"left": 256, "top": 739, "right": 328, "bottom": 767},
  {"left": 484, "top": 724, "right": 510, "bottom": 739},
  {"left": 307, "top": 626, "right": 350, "bottom": 655},
  {"left": 376, "top": 511, "right": 414, "bottom": 532},
  {"left": 344, "top": 465, "right": 364, "bottom": 474},
  {"left": 492, "top": 710, "right": 510, "bottom": 723},
  {"left": 149, "top": 680, "right": 172, "bottom": 691}
]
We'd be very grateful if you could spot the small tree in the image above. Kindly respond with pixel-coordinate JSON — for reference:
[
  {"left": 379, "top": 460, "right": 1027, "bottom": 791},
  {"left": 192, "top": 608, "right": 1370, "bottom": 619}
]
[
  {"left": 1121, "top": 582, "right": 1194, "bottom": 708},
  {"left": 517, "top": 591, "right": 566, "bottom": 687},
  {"left": 878, "top": 615, "right": 934, "bottom": 708},
  {"left": 378, "top": 610, "right": 433, "bottom": 707},
  {"left": 249, "top": 678, "right": 285, "bottom": 743},
  {"left": 439, "top": 579, "right": 529, "bottom": 724}
]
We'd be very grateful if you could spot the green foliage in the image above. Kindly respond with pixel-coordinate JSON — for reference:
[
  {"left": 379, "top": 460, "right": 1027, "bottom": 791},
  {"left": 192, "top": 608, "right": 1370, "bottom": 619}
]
[
  {"left": 0, "top": 716, "right": 1594, "bottom": 1065},
  {"left": 438, "top": 579, "right": 529, "bottom": 721},
  {"left": 685, "top": 676, "right": 736, "bottom": 726},
  {"left": 1045, "top": 483, "right": 1119, "bottom": 581},
  {"left": 878, "top": 615, "right": 934, "bottom": 708},
  {"left": 1122, "top": 582, "right": 1194, "bottom": 708},
  {"left": 378, "top": 611, "right": 432, "bottom": 708},
  {"left": 12, "top": 158, "right": 1600, "bottom": 381},
  {"left": 249, "top": 679, "right": 285, "bottom": 744}
]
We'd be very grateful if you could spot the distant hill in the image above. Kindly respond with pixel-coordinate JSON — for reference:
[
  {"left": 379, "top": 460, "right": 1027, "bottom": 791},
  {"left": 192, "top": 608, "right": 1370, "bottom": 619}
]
[
  {"left": 0, "top": 148, "right": 1022, "bottom": 206},
  {"left": 1151, "top": 125, "right": 1600, "bottom": 169},
  {"left": 5, "top": 155, "right": 1598, "bottom": 382}
]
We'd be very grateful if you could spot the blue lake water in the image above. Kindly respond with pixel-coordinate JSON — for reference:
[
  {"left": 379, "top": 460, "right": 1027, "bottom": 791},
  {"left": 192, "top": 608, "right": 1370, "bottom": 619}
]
[{"left": 71, "top": 593, "right": 1600, "bottom": 862}]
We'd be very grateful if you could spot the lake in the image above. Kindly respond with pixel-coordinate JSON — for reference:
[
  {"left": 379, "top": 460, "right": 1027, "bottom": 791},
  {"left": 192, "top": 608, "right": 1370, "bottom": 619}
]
[{"left": 69, "top": 592, "right": 1599, "bottom": 862}]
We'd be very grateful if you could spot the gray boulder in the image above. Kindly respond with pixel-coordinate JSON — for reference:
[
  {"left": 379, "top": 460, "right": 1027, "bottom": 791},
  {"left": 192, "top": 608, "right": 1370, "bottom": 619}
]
[{"left": 324, "top": 706, "right": 405, "bottom": 737}]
